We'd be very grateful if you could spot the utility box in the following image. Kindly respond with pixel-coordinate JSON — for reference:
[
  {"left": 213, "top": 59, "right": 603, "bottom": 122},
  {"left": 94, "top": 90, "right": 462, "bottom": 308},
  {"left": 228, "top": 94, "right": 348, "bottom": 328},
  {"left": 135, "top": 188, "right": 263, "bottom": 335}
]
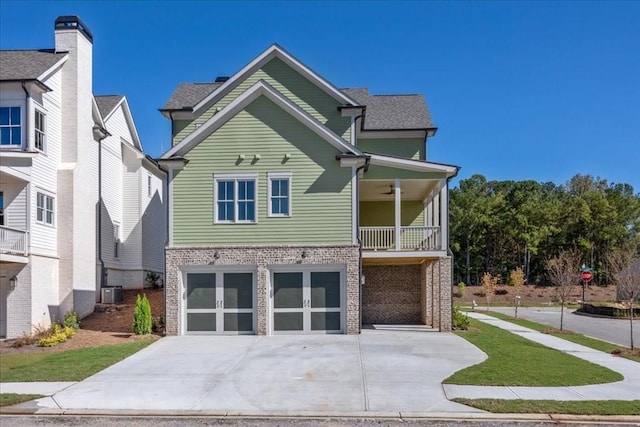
[{"left": 101, "top": 286, "right": 123, "bottom": 304}]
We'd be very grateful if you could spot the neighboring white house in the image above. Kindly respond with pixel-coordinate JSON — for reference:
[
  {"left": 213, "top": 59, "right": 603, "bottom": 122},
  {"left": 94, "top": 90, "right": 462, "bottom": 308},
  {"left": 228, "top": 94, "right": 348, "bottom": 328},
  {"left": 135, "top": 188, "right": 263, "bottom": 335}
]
[{"left": 0, "top": 16, "right": 166, "bottom": 339}]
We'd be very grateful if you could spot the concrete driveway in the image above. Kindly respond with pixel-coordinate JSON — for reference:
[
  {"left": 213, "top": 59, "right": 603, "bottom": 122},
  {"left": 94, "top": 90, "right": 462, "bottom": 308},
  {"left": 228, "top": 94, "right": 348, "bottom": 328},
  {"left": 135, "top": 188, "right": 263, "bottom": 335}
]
[{"left": 32, "top": 328, "right": 486, "bottom": 415}]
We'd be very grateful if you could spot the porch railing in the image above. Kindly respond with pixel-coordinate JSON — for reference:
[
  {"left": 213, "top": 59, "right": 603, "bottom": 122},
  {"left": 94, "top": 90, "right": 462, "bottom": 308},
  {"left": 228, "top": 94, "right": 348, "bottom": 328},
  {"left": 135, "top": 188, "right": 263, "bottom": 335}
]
[
  {"left": 360, "top": 226, "right": 441, "bottom": 251},
  {"left": 0, "top": 225, "right": 28, "bottom": 256}
]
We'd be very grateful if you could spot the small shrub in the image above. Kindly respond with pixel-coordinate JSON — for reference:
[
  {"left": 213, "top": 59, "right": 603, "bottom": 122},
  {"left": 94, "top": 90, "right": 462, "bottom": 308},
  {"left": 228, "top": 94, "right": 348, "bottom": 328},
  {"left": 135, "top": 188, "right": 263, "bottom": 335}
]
[
  {"left": 145, "top": 271, "right": 161, "bottom": 289},
  {"left": 63, "top": 311, "right": 80, "bottom": 330},
  {"left": 495, "top": 289, "right": 508, "bottom": 295},
  {"left": 453, "top": 306, "right": 470, "bottom": 330},
  {"left": 133, "top": 294, "right": 153, "bottom": 335},
  {"left": 38, "top": 324, "right": 75, "bottom": 347},
  {"left": 456, "top": 282, "right": 466, "bottom": 298},
  {"left": 152, "top": 315, "right": 164, "bottom": 333}
]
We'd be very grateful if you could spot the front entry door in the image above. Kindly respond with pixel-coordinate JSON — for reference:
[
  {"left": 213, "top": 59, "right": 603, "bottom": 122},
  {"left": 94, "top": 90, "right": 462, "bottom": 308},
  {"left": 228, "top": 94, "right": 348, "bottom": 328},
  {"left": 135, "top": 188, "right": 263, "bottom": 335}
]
[
  {"left": 272, "top": 270, "right": 343, "bottom": 333},
  {"left": 185, "top": 272, "right": 255, "bottom": 334}
]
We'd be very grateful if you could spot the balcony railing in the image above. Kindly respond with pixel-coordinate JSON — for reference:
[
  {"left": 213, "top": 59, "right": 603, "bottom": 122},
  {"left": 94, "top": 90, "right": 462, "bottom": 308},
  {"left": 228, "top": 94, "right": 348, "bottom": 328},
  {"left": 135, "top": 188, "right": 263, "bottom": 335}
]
[
  {"left": 360, "top": 226, "right": 441, "bottom": 251},
  {"left": 0, "top": 225, "right": 28, "bottom": 256}
]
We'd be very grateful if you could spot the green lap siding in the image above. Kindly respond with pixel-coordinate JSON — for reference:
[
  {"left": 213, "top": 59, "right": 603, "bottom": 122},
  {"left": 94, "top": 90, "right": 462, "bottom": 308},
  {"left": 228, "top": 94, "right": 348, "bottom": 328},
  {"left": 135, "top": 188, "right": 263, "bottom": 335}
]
[
  {"left": 360, "top": 201, "right": 424, "bottom": 227},
  {"left": 172, "top": 95, "right": 352, "bottom": 245},
  {"left": 359, "top": 138, "right": 425, "bottom": 160},
  {"left": 174, "top": 57, "right": 351, "bottom": 146}
]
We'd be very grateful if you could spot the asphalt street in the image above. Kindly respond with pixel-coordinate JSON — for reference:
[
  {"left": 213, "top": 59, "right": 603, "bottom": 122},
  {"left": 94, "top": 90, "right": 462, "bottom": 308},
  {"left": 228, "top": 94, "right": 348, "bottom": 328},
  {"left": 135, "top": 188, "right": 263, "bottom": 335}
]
[{"left": 489, "top": 306, "right": 639, "bottom": 347}]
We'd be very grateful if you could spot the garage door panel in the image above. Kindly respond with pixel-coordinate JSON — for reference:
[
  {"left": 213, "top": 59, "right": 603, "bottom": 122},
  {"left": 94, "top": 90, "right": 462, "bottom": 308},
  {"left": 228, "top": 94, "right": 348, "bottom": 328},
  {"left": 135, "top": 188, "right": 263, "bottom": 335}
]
[
  {"left": 186, "top": 274, "right": 216, "bottom": 309},
  {"left": 274, "top": 272, "right": 303, "bottom": 309},
  {"left": 185, "top": 270, "right": 256, "bottom": 334},
  {"left": 274, "top": 312, "right": 304, "bottom": 331},
  {"left": 271, "top": 268, "right": 344, "bottom": 334},
  {"left": 311, "top": 272, "right": 341, "bottom": 308},
  {"left": 223, "top": 273, "right": 253, "bottom": 309},
  {"left": 311, "top": 311, "right": 341, "bottom": 331},
  {"left": 224, "top": 312, "right": 253, "bottom": 332},
  {"left": 187, "top": 313, "right": 216, "bottom": 332}
]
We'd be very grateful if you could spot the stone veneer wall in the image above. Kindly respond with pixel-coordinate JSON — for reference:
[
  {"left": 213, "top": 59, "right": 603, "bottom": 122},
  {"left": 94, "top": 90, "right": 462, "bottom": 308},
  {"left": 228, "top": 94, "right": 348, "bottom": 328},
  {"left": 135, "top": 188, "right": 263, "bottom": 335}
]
[
  {"left": 165, "top": 245, "right": 360, "bottom": 335},
  {"left": 362, "top": 265, "right": 422, "bottom": 324}
]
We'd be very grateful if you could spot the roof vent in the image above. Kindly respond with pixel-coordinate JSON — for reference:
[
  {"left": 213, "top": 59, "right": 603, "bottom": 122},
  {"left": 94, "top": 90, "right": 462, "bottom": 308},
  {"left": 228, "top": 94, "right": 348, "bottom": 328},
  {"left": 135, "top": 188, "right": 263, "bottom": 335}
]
[
  {"left": 55, "top": 15, "right": 94, "bottom": 43},
  {"left": 215, "top": 76, "right": 230, "bottom": 83}
]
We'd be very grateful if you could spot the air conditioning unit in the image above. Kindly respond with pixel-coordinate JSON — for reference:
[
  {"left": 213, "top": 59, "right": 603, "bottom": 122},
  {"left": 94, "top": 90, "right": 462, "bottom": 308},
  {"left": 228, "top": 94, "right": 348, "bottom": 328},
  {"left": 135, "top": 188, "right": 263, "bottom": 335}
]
[{"left": 101, "top": 286, "right": 123, "bottom": 304}]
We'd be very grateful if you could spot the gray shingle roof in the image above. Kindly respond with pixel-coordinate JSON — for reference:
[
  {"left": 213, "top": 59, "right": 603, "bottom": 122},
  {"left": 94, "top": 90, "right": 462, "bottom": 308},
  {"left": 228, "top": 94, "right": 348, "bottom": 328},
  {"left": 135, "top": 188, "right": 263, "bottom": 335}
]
[
  {"left": 95, "top": 95, "right": 124, "bottom": 118},
  {"left": 342, "top": 88, "right": 435, "bottom": 130},
  {"left": 161, "top": 82, "right": 434, "bottom": 130},
  {"left": 0, "top": 49, "right": 67, "bottom": 81},
  {"left": 161, "top": 82, "right": 222, "bottom": 110}
]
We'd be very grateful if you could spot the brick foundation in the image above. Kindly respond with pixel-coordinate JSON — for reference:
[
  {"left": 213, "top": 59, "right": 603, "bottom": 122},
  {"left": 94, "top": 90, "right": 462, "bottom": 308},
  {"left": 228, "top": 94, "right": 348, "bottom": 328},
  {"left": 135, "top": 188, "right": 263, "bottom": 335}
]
[{"left": 362, "top": 265, "right": 421, "bottom": 324}]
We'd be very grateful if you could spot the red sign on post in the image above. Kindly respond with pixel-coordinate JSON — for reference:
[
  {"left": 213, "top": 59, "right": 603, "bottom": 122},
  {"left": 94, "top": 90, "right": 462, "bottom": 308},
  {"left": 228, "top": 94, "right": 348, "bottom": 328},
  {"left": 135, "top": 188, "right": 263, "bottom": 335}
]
[{"left": 581, "top": 270, "right": 593, "bottom": 282}]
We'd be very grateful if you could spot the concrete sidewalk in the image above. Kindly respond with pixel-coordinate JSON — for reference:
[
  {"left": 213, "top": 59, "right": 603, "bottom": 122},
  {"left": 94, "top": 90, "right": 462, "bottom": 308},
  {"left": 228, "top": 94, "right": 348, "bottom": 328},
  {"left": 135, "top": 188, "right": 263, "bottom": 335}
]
[
  {"left": 1, "top": 382, "right": 75, "bottom": 395},
  {"left": 444, "top": 312, "right": 640, "bottom": 401}
]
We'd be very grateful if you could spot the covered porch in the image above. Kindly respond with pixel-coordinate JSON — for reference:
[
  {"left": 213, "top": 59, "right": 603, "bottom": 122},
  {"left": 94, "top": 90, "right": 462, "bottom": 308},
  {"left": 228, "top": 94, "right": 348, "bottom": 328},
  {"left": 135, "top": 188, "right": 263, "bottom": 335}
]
[
  {"left": 0, "top": 168, "right": 30, "bottom": 263},
  {"left": 359, "top": 175, "right": 450, "bottom": 257}
]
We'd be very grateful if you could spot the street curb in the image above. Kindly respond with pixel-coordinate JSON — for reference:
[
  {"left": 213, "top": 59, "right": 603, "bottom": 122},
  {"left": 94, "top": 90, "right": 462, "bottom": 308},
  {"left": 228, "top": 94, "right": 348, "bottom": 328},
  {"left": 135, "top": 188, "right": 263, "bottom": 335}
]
[{"left": 2, "top": 407, "right": 639, "bottom": 423}]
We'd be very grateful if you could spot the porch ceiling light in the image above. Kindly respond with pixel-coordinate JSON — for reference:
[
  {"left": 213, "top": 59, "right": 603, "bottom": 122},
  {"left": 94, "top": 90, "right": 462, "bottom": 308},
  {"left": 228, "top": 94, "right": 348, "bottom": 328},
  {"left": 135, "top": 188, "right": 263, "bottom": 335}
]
[
  {"left": 301, "top": 250, "right": 308, "bottom": 259},
  {"left": 9, "top": 275, "right": 17, "bottom": 290},
  {"left": 213, "top": 251, "right": 220, "bottom": 260}
]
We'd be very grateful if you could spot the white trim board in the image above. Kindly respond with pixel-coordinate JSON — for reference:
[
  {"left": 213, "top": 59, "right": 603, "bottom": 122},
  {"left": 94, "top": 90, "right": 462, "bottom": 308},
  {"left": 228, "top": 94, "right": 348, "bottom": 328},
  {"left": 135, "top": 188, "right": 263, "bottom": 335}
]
[{"left": 192, "top": 44, "right": 360, "bottom": 116}]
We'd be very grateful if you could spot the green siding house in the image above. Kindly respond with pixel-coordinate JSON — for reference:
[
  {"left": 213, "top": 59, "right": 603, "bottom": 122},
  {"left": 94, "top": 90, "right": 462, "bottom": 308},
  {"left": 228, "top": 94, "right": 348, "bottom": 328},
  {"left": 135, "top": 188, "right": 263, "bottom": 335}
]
[{"left": 158, "top": 44, "right": 458, "bottom": 336}]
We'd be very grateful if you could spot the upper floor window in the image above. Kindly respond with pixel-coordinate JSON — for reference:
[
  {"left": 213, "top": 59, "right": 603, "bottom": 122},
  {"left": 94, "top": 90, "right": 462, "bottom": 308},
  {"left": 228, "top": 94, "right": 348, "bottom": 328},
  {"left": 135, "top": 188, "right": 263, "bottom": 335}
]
[
  {"left": 0, "top": 107, "right": 21, "bottom": 147},
  {"left": 147, "top": 175, "right": 152, "bottom": 197},
  {"left": 268, "top": 172, "right": 292, "bottom": 217},
  {"left": 34, "top": 110, "right": 45, "bottom": 152},
  {"left": 214, "top": 174, "right": 256, "bottom": 223},
  {"left": 36, "top": 192, "right": 55, "bottom": 226}
]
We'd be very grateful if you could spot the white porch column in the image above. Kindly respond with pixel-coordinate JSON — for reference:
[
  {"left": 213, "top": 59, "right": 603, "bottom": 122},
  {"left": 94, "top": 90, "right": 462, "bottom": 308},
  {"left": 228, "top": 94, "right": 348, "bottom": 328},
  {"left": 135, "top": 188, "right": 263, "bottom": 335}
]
[
  {"left": 433, "top": 193, "right": 440, "bottom": 227},
  {"left": 395, "top": 178, "right": 401, "bottom": 251},
  {"left": 440, "top": 179, "right": 448, "bottom": 250}
]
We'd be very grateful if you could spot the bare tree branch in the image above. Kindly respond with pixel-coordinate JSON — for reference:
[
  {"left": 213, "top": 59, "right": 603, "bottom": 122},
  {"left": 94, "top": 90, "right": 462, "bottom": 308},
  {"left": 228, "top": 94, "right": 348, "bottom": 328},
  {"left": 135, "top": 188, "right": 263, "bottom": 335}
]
[{"left": 547, "top": 251, "right": 581, "bottom": 331}]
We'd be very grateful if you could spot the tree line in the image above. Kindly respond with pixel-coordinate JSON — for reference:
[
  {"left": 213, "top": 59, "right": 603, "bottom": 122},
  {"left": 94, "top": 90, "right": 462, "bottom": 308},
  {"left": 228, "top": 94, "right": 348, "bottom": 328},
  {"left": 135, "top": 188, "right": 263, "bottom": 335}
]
[{"left": 450, "top": 174, "right": 640, "bottom": 286}]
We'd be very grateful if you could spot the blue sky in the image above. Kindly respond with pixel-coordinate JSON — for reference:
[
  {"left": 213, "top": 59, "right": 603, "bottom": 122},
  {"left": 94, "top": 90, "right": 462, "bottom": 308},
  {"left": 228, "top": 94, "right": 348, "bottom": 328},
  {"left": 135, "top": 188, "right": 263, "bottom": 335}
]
[{"left": 1, "top": 1, "right": 638, "bottom": 190}]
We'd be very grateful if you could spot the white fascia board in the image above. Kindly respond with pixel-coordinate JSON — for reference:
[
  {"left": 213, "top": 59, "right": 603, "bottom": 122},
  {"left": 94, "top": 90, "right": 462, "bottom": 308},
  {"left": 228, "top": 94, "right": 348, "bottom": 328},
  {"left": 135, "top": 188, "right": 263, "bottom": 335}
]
[
  {"left": 36, "top": 54, "right": 68, "bottom": 83},
  {"left": 162, "top": 80, "right": 362, "bottom": 159},
  {"left": 91, "top": 97, "right": 106, "bottom": 129},
  {"left": 368, "top": 153, "right": 458, "bottom": 176},
  {"left": 118, "top": 97, "right": 143, "bottom": 151},
  {"left": 192, "top": 44, "right": 360, "bottom": 116}
]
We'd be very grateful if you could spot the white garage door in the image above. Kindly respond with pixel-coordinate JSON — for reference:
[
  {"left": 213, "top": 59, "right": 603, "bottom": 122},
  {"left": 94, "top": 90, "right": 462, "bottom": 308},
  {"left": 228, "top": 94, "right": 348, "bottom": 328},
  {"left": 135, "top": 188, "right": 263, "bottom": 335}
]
[
  {"left": 271, "top": 268, "right": 344, "bottom": 334},
  {"left": 185, "top": 271, "right": 255, "bottom": 334}
]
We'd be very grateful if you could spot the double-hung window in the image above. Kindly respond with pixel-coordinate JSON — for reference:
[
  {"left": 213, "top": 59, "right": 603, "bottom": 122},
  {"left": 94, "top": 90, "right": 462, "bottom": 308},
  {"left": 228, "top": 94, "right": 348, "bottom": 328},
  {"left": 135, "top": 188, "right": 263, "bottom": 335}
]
[
  {"left": 34, "top": 110, "right": 45, "bottom": 151},
  {"left": 36, "top": 192, "right": 55, "bottom": 226},
  {"left": 0, "top": 106, "right": 21, "bottom": 147},
  {"left": 214, "top": 174, "right": 257, "bottom": 223},
  {"left": 268, "top": 172, "right": 291, "bottom": 217}
]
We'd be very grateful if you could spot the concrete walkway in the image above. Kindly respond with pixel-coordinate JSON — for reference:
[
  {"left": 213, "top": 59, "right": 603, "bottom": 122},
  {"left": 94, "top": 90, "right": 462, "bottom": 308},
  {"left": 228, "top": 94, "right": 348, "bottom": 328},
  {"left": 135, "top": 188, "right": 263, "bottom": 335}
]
[{"left": 443, "top": 312, "right": 640, "bottom": 401}]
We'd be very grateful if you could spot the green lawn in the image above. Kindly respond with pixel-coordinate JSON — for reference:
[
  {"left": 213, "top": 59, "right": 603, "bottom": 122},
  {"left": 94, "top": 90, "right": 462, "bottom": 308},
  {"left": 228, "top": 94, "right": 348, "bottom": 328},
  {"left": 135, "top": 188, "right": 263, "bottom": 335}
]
[
  {"left": 0, "top": 339, "right": 154, "bottom": 382},
  {"left": 454, "top": 398, "right": 640, "bottom": 415},
  {"left": 446, "top": 319, "right": 623, "bottom": 386},
  {"left": 485, "top": 311, "right": 640, "bottom": 363},
  {"left": 0, "top": 393, "right": 44, "bottom": 407}
]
